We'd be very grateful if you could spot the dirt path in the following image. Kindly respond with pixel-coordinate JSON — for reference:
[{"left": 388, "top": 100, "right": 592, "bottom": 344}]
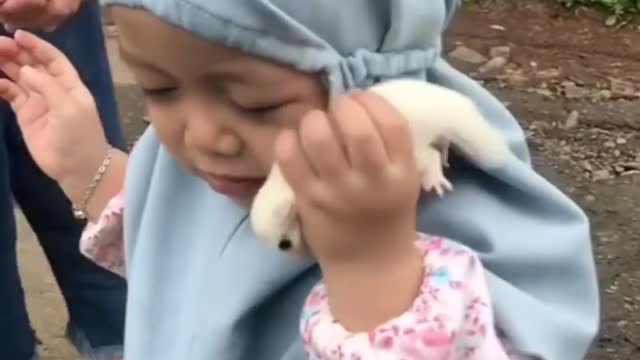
[{"left": 19, "top": 2, "right": 640, "bottom": 359}]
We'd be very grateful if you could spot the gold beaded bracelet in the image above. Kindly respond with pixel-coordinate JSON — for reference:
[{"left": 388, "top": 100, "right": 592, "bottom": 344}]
[{"left": 71, "top": 145, "right": 115, "bottom": 220}]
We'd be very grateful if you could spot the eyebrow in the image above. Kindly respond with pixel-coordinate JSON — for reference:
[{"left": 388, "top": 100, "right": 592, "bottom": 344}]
[
  {"left": 118, "top": 45, "right": 172, "bottom": 76},
  {"left": 117, "top": 43, "right": 288, "bottom": 88}
]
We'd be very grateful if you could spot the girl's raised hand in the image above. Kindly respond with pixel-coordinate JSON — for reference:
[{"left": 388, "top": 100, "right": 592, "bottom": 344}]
[
  {"left": 0, "top": 30, "right": 110, "bottom": 192},
  {"left": 276, "top": 90, "right": 424, "bottom": 331},
  {"left": 276, "top": 90, "right": 422, "bottom": 269}
]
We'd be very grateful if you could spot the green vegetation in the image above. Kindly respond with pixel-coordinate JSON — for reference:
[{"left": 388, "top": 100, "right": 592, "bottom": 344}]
[
  {"left": 463, "top": 0, "right": 639, "bottom": 15},
  {"left": 558, "top": 0, "right": 639, "bottom": 14}
]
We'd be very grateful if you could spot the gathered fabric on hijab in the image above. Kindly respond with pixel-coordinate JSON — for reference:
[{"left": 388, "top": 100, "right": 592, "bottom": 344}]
[{"left": 103, "top": 0, "right": 599, "bottom": 359}]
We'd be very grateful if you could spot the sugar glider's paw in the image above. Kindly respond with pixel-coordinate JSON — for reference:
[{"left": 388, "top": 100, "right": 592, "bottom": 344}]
[
  {"left": 438, "top": 141, "right": 450, "bottom": 168},
  {"left": 417, "top": 146, "right": 453, "bottom": 197},
  {"left": 421, "top": 171, "right": 453, "bottom": 197}
]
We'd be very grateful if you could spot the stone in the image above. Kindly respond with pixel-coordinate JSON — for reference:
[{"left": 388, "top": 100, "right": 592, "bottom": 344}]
[
  {"left": 448, "top": 46, "right": 487, "bottom": 64},
  {"left": 592, "top": 169, "right": 613, "bottom": 181},
  {"left": 564, "top": 110, "right": 580, "bottom": 129},
  {"left": 478, "top": 56, "right": 507, "bottom": 74},
  {"left": 562, "top": 81, "right": 590, "bottom": 99},
  {"left": 501, "top": 69, "right": 529, "bottom": 87},
  {"left": 609, "top": 78, "right": 635, "bottom": 98},
  {"left": 489, "top": 46, "right": 511, "bottom": 59},
  {"left": 535, "top": 68, "right": 561, "bottom": 80},
  {"left": 592, "top": 89, "right": 613, "bottom": 101}
]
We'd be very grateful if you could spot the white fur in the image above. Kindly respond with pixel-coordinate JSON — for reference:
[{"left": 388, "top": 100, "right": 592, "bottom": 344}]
[{"left": 250, "top": 79, "right": 512, "bottom": 257}]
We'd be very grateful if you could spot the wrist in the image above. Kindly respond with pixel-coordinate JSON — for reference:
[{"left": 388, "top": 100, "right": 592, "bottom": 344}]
[
  {"left": 318, "top": 217, "right": 418, "bottom": 275},
  {"left": 320, "top": 231, "right": 424, "bottom": 332},
  {"left": 60, "top": 147, "right": 127, "bottom": 221}
]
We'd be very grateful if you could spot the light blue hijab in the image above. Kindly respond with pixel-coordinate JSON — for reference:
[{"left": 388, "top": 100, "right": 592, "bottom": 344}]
[{"left": 103, "top": 0, "right": 599, "bottom": 359}]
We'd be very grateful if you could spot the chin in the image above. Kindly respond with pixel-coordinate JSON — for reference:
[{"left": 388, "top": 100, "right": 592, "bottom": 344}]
[{"left": 230, "top": 195, "right": 255, "bottom": 209}]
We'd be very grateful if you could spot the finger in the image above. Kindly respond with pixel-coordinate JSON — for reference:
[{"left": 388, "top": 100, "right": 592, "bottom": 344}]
[
  {"left": 298, "top": 110, "right": 349, "bottom": 179},
  {"left": 0, "top": 35, "right": 19, "bottom": 59},
  {"left": 0, "top": 2, "right": 46, "bottom": 29},
  {"left": 351, "top": 91, "right": 415, "bottom": 164},
  {"left": 14, "top": 30, "right": 81, "bottom": 89},
  {"left": 19, "top": 65, "right": 68, "bottom": 105},
  {"left": 0, "top": 56, "right": 22, "bottom": 81},
  {"left": 275, "top": 130, "right": 317, "bottom": 197},
  {"left": 0, "top": 0, "right": 46, "bottom": 12},
  {"left": 0, "top": 35, "right": 44, "bottom": 81},
  {"left": 0, "top": 76, "right": 47, "bottom": 134},
  {"left": 0, "top": 77, "right": 26, "bottom": 108},
  {"left": 329, "top": 93, "right": 388, "bottom": 173},
  {"left": 0, "top": 37, "right": 31, "bottom": 82}
]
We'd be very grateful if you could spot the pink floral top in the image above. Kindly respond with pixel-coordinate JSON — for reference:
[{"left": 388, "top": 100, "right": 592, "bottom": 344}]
[
  {"left": 80, "top": 191, "right": 531, "bottom": 360},
  {"left": 80, "top": 191, "right": 127, "bottom": 277}
]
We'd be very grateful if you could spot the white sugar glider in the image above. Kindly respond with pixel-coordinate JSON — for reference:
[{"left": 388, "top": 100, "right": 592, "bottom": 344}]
[{"left": 250, "top": 78, "right": 512, "bottom": 257}]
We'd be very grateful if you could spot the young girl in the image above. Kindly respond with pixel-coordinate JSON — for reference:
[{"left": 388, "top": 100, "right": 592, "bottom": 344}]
[{"left": 0, "top": 0, "right": 598, "bottom": 359}]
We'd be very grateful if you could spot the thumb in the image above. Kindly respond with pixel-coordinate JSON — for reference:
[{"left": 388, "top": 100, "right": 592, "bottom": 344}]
[
  {"left": 19, "top": 64, "right": 68, "bottom": 104},
  {"left": 0, "top": 78, "right": 26, "bottom": 109}
]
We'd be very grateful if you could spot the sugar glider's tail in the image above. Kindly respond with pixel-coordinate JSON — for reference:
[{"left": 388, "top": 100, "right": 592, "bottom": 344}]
[{"left": 370, "top": 79, "right": 512, "bottom": 169}]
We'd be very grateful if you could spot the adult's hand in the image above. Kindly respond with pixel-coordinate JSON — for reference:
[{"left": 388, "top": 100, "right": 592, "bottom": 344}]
[
  {"left": 0, "top": 0, "right": 84, "bottom": 33},
  {"left": 0, "top": 30, "right": 110, "bottom": 197}
]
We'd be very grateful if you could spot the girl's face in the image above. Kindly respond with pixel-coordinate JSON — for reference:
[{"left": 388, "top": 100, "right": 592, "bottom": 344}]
[{"left": 112, "top": 7, "right": 327, "bottom": 205}]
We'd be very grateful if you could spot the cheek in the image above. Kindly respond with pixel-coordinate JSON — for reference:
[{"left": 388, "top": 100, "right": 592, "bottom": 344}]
[
  {"left": 245, "top": 126, "right": 281, "bottom": 172},
  {"left": 249, "top": 106, "right": 318, "bottom": 171},
  {"left": 146, "top": 105, "right": 190, "bottom": 162}
]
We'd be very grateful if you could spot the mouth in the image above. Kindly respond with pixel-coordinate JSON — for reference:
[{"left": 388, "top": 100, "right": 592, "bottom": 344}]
[{"left": 203, "top": 173, "right": 266, "bottom": 198}]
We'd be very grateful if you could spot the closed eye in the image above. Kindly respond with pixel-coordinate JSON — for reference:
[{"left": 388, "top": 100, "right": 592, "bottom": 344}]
[
  {"left": 242, "top": 104, "right": 282, "bottom": 114},
  {"left": 141, "top": 87, "right": 179, "bottom": 99}
]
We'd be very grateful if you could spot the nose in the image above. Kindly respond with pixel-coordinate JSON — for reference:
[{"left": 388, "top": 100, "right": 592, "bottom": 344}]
[{"left": 184, "top": 110, "right": 243, "bottom": 158}]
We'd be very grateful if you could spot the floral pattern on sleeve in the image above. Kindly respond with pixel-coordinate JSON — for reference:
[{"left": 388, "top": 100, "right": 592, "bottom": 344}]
[
  {"left": 79, "top": 191, "right": 126, "bottom": 278},
  {"left": 300, "top": 233, "right": 532, "bottom": 360}
]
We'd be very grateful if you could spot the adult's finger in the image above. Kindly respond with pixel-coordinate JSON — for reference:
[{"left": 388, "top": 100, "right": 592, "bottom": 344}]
[
  {"left": 0, "top": 36, "right": 20, "bottom": 61},
  {"left": 0, "top": 55, "right": 22, "bottom": 81},
  {"left": 0, "top": 0, "right": 46, "bottom": 28},
  {"left": 15, "top": 30, "right": 81, "bottom": 89},
  {"left": 0, "top": 0, "right": 46, "bottom": 13},
  {"left": 19, "top": 64, "right": 68, "bottom": 105},
  {"left": 0, "top": 34, "right": 47, "bottom": 80},
  {"left": 0, "top": 77, "right": 26, "bottom": 108}
]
